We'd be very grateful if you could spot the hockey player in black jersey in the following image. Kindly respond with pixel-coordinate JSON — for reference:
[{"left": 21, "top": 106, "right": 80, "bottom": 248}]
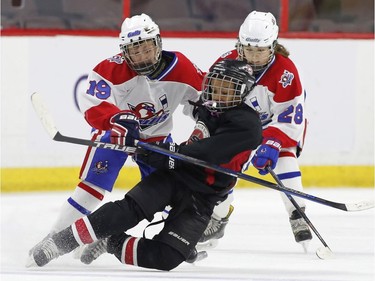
[{"left": 27, "top": 59, "right": 263, "bottom": 271}]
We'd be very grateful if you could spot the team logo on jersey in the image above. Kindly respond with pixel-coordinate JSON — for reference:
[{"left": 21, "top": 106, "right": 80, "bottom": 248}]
[
  {"left": 128, "top": 96, "right": 170, "bottom": 130},
  {"left": 92, "top": 161, "right": 108, "bottom": 174},
  {"left": 279, "top": 70, "right": 294, "bottom": 88},
  {"left": 107, "top": 55, "right": 124, "bottom": 64}
]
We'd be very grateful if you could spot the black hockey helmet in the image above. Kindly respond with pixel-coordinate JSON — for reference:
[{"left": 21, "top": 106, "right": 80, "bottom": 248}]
[{"left": 201, "top": 59, "right": 256, "bottom": 113}]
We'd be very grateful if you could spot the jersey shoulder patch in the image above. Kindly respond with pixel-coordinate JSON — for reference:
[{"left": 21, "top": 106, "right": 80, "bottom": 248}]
[
  {"left": 263, "top": 54, "right": 303, "bottom": 102},
  {"left": 279, "top": 69, "right": 295, "bottom": 88}
]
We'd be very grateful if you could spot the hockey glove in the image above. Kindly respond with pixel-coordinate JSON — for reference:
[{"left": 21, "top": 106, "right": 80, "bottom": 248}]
[
  {"left": 109, "top": 111, "right": 140, "bottom": 147},
  {"left": 135, "top": 142, "right": 180, "bottom": 170},
  {"left": 251, "top": 138, "right": 281, "bottom": 175}
]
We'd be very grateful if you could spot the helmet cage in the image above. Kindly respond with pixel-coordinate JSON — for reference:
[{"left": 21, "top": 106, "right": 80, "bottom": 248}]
[
  {"left": 236, "top": 41, "right": 276, "bottom": 73},
  {"left": 120, "top": 36, "right": 162, "bottom": 75},
  {"left": 202, "top": 60, "right": 255, "bottom": 114}
]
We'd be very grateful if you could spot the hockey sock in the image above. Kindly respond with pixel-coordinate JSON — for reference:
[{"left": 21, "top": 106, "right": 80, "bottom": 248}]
[
  {"left": 108, "top": 234, "right": 184, "bottom": 271},
  {"left": 50, "top": 181, "right": 105, "bottom": 233},
  {"left": 274, "top": 156, "right": 306, "bottom": 216}
]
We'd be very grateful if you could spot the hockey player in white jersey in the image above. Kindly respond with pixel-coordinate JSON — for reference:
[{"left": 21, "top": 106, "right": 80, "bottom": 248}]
[
  {"left": 200, "top": 11, "right": 312, "bottom": 250},
  {"left": 28, "top": 13, "right": 206, "bottom": 258}
]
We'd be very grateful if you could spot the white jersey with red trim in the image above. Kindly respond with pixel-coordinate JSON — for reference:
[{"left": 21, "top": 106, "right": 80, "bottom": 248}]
[
  {"left": 78, "top": 50, "right": 204, "bottom": 141},
  {"left": 216, "top": 50, "right": 306, "bottom": 149}
]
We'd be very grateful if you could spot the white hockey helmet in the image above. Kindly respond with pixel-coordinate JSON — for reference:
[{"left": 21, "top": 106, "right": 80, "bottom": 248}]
[
  {"left": 119, "top": 13, "right": 162, "bottom": 75},
  {"left": 237, "top": 11, "right": 279, "bottom": 72}
]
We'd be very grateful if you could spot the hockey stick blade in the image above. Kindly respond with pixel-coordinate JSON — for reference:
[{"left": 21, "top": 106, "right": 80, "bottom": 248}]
[
  {"left": 31, "top": 92, "right": 59, "bottom": 139},
  {"left": 31, "top": 92, "right": 140, "bottom": 154},
  {"left": 344, "top": 200, "right": 374, "bottom": 212},
  {"left": 136, "top": 141, "right": 374, "bottom": 212}
]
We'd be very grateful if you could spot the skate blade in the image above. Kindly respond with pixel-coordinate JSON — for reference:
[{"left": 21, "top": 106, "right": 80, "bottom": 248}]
[
  {"left": 25, "top": 254, "right": 37, "bottom": 268},
  {"left": 299, "top": 240, "right": 311, "bottom": 253},
  {"left": 186, "top": 251, "right": 208, "bottom": 264},
  {"left": 192, "top": 251, "right": 208, "bottom": 263},
  {"left": 72, "top": 245, "right": 85, "bottom": 260},
  {"left": 196, "top": 239, "right": 219, "bottom": 251},
  {"left": 195, "top": 251, "right": 208, "bottom": 262}
]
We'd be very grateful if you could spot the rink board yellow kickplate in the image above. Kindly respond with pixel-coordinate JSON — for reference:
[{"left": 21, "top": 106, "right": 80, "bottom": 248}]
[
  {"left": 0, "top": 167, "right": 141, "bottom": 193},
  {"left": 0, "top": 166, "right": 374, "bottom": 193}
]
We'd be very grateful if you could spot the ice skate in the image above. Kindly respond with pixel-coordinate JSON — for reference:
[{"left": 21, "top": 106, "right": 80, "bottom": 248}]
[
  {"left": 26, "top": 237, "right": 61, "bottom": 267},
  {"left": 289, "top": 209, "right": 312, "bottom": 252},
  {"left": 198, "top": 204, "right": 234, "bottom": 244},
  {"left": 80, "top": 238, "right": 108, "bottom": 265},
  {"left": 28, "top": 233, "right": 54, "bottom": 256},
  {"left": 185, "top": 248, "right": 208, "bottom": 263},
  {"left": 196, "top": 238, "right": 219, "bottom": 251}
]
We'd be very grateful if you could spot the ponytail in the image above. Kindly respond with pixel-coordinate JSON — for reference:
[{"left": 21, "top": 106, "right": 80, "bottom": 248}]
[{"left": 274, "top": 43, "right": 290, "bottom": 58}]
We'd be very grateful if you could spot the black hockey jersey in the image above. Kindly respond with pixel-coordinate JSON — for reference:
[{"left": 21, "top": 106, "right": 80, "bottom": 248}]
[{"left": 173, "top": 103, "right": 262, "bottom": 194}]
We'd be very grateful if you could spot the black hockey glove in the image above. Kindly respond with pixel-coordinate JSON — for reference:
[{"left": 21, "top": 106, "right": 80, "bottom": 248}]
[
  {"left": 135, "top": 142, "right": 180, "bottom": 170},
  {"left": 109, "top": 110, "right": 140, "bottom": 147}
]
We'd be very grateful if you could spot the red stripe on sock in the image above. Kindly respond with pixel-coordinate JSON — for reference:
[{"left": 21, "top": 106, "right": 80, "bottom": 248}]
[
  {"left": 78, "top": 182, "right": 104, "bottom": 200},
  {"left": 124, "top": 237, "right": 136, "bottom": 265},
  {"left": 74, "top": 218, "right": 94, "bottom": 244}
]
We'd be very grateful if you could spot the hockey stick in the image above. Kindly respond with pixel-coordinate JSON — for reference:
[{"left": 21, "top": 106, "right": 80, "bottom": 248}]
[
  {"left": 31, "top": 92, "right": 142, "bottom": 154},
  {"left": 31, "top": 92, "right": 373, "bottom": 212},
  {"left": 267, "top": 167, "right": 333, "bottom": 259},
  {"left": 136, "top": 141, "right": 373, "bottom": 212}
]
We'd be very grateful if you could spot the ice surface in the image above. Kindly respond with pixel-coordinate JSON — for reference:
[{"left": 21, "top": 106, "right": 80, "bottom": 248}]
[{"left": 1, "top": 188, "right": 374, "bottom": 281}]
